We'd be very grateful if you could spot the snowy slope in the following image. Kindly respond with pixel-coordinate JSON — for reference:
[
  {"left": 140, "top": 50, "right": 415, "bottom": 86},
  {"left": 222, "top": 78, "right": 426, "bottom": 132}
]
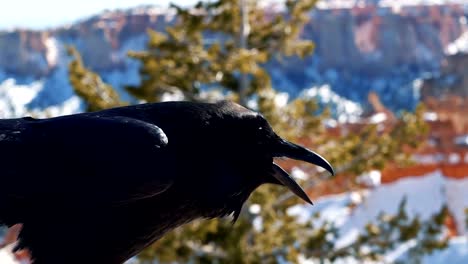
[
  {"left": 301, "top": 85, "right": 363, "bottom": 123},
  {"left": 420, "top": 236, "right": 468, "bottom": 264},
  {"left": 0, "top": 78, "right": 81, "bottom": 118},
  {"left": 0, "top": 244, "right": 23, "bottom": 264},
  {"left": 337, "top": 171, "right": 447, "bottom": 247},
  {"left": 446, "top": 178, "right": 468, "bottom": 235},
  {"left": 290, "top": 171, "right": 468, "bottom": 263}
]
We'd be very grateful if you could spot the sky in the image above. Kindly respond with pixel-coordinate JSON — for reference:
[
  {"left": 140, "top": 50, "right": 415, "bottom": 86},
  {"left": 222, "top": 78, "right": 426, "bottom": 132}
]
[{"left": 0, "top": 0, "right": 199, "bottom": 30}]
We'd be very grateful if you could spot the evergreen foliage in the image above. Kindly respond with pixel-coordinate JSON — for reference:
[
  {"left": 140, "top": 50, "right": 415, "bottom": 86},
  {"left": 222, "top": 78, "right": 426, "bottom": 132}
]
[
  {"left": 300, "top": 198, "right": 449, "bottom": 263},
  {"left": 67, "top": 1, "right": 452, "bottom": 263},
  {"left": 67, "top": 46, "right": 126, "bottom": 112},
  {"left": 125, "top": 0, "right": 316, "bottom": 103}
]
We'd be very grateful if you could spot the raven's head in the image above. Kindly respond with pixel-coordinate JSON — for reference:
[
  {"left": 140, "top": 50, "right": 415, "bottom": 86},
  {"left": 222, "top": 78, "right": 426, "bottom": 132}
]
[{"left": 205, "top": 101, "right": 334, "bottom": 206}]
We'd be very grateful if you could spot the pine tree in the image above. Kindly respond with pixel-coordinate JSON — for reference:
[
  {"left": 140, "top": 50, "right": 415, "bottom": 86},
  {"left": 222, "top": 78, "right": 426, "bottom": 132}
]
[
  {"left": 67, "top": 46, "right": 126, "bottom": 112},
  {"left": 67, "top": 1, "right": 450, "bottom": 263},
  {"left": 125, "top": 0, "right": 316, "bottom": 104}
]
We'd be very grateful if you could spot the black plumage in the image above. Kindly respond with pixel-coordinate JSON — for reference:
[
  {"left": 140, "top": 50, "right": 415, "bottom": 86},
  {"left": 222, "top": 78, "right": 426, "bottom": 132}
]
[{"left": 0, "top": 101, "right": 334, "bottom": 264}]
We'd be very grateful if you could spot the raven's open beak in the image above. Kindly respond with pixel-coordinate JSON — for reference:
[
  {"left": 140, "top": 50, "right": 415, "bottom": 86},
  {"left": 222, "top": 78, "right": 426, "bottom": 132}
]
[
  {"left": 270, "top": 139, "right": 334, "bottom": 204},
  {"left": 271, "top": 163, "right": 313, "bottom": 204}
]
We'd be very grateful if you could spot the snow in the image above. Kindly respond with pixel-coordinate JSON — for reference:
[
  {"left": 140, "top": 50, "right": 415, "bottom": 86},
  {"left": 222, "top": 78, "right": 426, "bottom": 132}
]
[
  {"left": 420, "top": 236, "right": 468, "bottom": 264},
  {"left": 30, "top": 96, "right": 82, "bottom": 118},
  {"left": 288, "top": 192, "right": 354, "bottom": 227},
  {"left": 291, "top": 164, "right": 467, "bottom": 249},
  {"left": 413, "top": 154, "right": 443, "bottom": 164},
  {"left": 446, "top": 31, "right": 468, "bottom": 55},
  {"left": 337, "top": 171, "right": 447, "bottom": 247},
  {"left": 290, "top": 170, "right": 468, "bottom": 263},
  {"left": 446, "top": 178, "right": 468, "bottom": 234},
  {"left": 315, "top": 0, "right": 468, "bottom": 10},
  {"left": 274, "top": 92, "right": 289, "bottom": 108},
  {"left": 0, "top": 79, "right": 43, "bottom": 118},
  {"left": 423, "top": 111, "right": 438, "bottom": 121},
  {"left": 448, "top": 153, "right": 461, "bottom": 164},
  {"left": 368, "top": 112, "right": 387, "bottom": 124},
  {"left": 357, "top": 170, "right": 382, "bottom": 187},
  {"left": 301, "top": 85, "right": 363, "bottom": 123},
  {"left": 249, "top": 204, "right": 262, "bottom": 215},
  {"left": 0, "top": 243, "right": 27, "bottom": 264},
  {"left": 44, "top": 37, "right": 59, "bottom": 67},
  {"left": 454, "top": 135, "right": 468, "bottom": 147},
  {"left": 160, "top": 90, "right": 185, "bottom": 102},
  {"left": 0, "top": 245, "right": 17, "bottom": 264},
  {"left": 0, "top": 78, "right": 82, "bottom": 119},
  {"left": 291, "top": 167, "right": 309, "bottom": 181}
]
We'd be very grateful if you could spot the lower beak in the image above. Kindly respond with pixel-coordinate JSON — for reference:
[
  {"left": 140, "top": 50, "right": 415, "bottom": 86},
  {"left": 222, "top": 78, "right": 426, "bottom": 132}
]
[{"left": 271, "top": 163, "right": 313, "bottom": 205}]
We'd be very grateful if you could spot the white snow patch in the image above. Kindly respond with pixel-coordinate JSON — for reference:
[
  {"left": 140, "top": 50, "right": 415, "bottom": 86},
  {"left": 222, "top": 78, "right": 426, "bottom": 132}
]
[
  {"left": 454, "top": 135, "right": 468, "bottom": 147},
  {"left": 337, "top": 170, "right": 447, "bottom": 248},
  {"left": 420, "top": 236, "right": 468, "bottom": 264},
  {"left": 423, "top": 112, "right": 438, "bottom": 121},
  {"left": 301, "top": 85, "right": 363, "bottom": 123},
  {"left": 369, "top": 112, "right": 387, "bottom": 124},
  {"left": 288, "top": 192, "right": 355, "bottom": 227},
  {"left": 446, "top": 178, "right": 468, "bottom": 234},
  {"left": 160, "top": 90, "right": 185, "bottom": 102},
  {"left": 448, "top": 153, "right": 461, "bottom": 164},
  {"left": 446, "top": 31, "right": 468, "bottom": 55},
  {"left": 357, "top": 170, "right": 382, "bottom": 187},
  {"left": 0, "top": 244, "right": 20, "bottom": 264},
  {"left": 413, "top": 154, "right": 442, "bottom": 164},
  {"left": 31, "top": 96, "right": 82, "bottom": 118},
  {"left": 0, "top": 79, "right": 43, "bottom": 118},
  {"left": 315, "top": 0, "right": 468, "bottom": 10},
  {"left": 249, "top": 204, "right": 261, "bottom": 215},
  {"left": 291, "top": 167, "right": 308, "bottom": 181},
  {"left": 274, "top": 92, "right": 289, "bottom": 108},
  {"left": 44, "top": 37, "right": 59, "bottom": 67},
  {"left": 0, "top": 78, "right": 82, "bottom": 119}
]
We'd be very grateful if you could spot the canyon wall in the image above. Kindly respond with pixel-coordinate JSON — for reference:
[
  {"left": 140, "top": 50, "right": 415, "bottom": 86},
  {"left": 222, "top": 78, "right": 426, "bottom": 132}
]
[
  {"left": 0, "top": 5, "right": 465, "bottom": 77},
  {"left": 0, "top": 4, "right": 466, "bottom": 111}
]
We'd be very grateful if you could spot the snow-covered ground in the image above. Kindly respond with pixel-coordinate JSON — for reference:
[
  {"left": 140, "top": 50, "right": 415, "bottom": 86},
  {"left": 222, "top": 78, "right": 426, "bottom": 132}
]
[
  {"left": 289, "top": 170, "right": 468, "bottom": 263},
  {"left": 420, "top": 236, "right": 467, "bottom": 264},
  {"left": 0, "top": 78, "right": 82, "bottom": 119},
  {"left": 301, "top": 85, "right": 364, "bottom": 123},
  {"left": 0, "top": 244, "right": 26, "bottom": 264},
  {"left": 0, "top": 245, "right": 15, "bottom": 264},
  {"left": 446, "top": 30, "right": 468, "bottom": 55}
]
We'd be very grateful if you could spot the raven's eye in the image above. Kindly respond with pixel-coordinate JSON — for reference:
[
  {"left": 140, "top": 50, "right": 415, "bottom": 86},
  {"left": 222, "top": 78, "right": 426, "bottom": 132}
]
[{"left": 256, "top": 125, "right": 270, "bottom": 144}]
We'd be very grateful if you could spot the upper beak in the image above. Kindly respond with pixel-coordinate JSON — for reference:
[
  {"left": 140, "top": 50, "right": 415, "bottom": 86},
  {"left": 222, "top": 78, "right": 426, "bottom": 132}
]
[
  {"left": 275, "top": 139, "right": 334, "bottom": 176},
  {"left": 269, "top": 139, "right": 334, "bottom": 204}
]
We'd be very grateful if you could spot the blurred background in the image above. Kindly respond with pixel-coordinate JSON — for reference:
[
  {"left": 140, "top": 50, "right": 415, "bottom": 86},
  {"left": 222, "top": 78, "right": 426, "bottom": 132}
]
[{"left": 0, "top": 0, "right": 467, "bottom": 263}]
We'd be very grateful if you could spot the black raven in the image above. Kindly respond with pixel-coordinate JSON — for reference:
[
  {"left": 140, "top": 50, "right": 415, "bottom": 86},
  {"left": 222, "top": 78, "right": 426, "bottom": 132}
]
[{"left": 0, "top": 101, "right": 333, "bottom": 264}]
